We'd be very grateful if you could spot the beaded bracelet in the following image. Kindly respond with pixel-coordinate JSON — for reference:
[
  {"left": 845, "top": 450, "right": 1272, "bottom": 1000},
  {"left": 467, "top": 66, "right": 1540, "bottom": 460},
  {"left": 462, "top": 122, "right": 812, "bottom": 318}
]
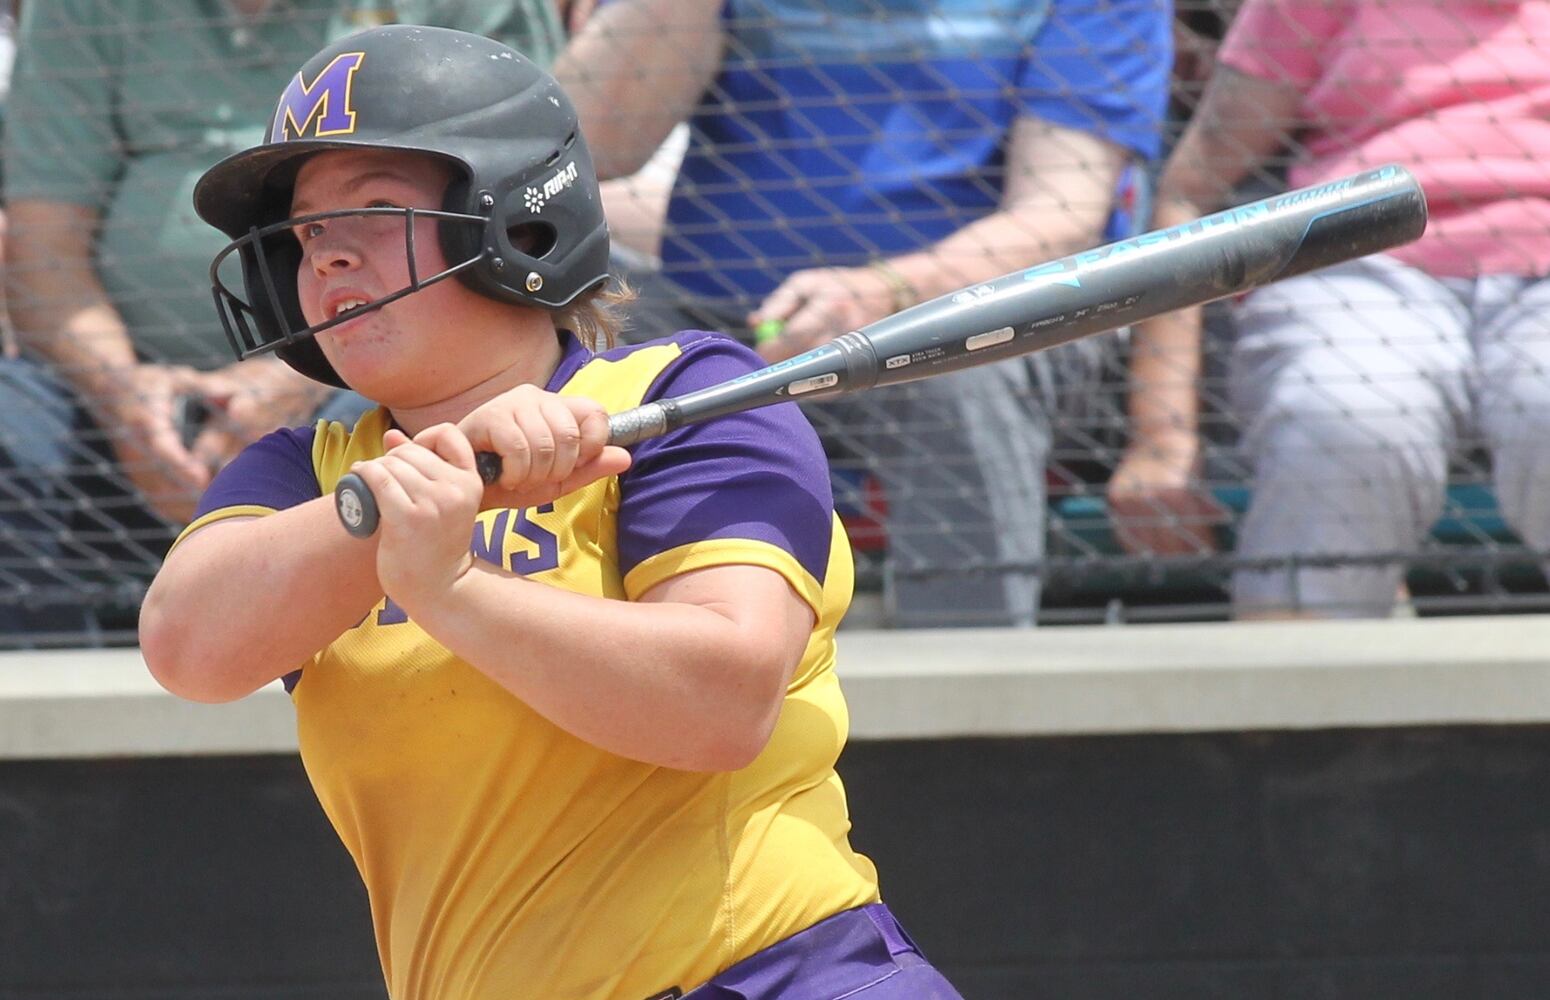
[{"left": 868, "top": 258, "right": 918, "bottom": 314}]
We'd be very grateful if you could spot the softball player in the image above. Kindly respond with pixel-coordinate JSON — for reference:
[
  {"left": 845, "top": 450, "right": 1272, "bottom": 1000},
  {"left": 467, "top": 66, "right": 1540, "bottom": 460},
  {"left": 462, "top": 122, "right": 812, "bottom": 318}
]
[{"left": 138, "top": 26, "right": 961, "bottom": 1000}]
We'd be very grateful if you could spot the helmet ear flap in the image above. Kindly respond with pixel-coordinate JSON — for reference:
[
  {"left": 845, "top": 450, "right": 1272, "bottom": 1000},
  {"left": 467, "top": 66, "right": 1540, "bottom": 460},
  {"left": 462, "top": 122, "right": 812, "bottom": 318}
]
[{"left": 438, "top": 170, "right": 553, "bottom": 307}]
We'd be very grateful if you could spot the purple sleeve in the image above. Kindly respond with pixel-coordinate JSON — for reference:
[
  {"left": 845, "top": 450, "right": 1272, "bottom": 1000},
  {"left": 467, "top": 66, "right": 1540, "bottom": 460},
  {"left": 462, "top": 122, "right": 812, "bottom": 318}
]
[
  {"left": 616, "top": 332, "right": 835, "bottom": 584},
  {"left": 192, "top": 426, "right": 322, "bottom": 519}
]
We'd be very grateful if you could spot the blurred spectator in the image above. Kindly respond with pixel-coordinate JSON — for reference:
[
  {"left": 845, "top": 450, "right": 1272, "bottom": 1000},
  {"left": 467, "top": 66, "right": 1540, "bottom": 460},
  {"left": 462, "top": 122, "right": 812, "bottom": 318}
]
[
  {"left": 1108, "top": 0, "right": 1550, "bottom": 618},
  {"left": 554, "top": 0, "right": 599, "bottom": 34},
  {"left": 0, "top": 1, "right": 565, "bottom": 637},
  {"left": 559, "top": 0, "right": 1170, "bottom": 626},
  {"left": 549, "top": 0, "right": 685, "bottom": 268},
  {"left": 0, "top": 1, "right": 16, "bottom": 357},
  {"left": 598, "top": 123, "right": 688, "bottom": 266},
  {"left": 1169, "top": 0, "right": 1242, "bottom": 115}
]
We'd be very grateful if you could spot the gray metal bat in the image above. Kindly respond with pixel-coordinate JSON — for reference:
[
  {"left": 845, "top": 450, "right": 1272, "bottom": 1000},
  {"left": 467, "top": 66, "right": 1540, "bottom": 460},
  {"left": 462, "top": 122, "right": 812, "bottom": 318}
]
[{"left": 336, "top": 164, "right": 1428, "bottom": 538}]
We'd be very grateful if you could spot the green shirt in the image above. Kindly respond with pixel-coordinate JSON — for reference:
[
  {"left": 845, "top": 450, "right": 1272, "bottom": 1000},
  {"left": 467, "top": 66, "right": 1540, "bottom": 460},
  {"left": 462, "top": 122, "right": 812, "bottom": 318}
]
[{"left": 4, "top": 0, "right": 564, "bottom": 366}]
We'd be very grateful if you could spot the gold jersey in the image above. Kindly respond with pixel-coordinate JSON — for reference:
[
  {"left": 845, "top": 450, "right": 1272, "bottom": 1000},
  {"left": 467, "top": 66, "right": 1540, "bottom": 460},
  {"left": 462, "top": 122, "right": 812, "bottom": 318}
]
[{"left": 179, "top": 332, "right": 880, "bottom": 999}]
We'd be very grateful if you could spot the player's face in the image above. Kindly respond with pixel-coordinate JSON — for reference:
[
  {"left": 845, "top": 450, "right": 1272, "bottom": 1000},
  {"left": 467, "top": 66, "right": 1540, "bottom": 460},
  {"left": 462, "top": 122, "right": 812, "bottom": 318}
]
[{"left": 290, "top": 149, "right": 520, "bottom": 404}]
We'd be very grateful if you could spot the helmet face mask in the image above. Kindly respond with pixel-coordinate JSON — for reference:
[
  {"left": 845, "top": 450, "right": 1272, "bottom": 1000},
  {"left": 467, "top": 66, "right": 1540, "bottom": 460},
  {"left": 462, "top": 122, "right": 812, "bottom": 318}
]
[
  {"left": 210, "top": 205, "right": 488, "bottom": 387},
  {"left": 194, "top": 25, "right": 611, "bottom": 387}
]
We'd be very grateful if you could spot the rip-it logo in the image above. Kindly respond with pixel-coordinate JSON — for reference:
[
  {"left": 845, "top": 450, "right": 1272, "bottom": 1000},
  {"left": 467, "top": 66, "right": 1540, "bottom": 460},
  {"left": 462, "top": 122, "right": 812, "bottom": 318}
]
[{"left": 523, "top": 161, "right": 579, "bottom": 214}]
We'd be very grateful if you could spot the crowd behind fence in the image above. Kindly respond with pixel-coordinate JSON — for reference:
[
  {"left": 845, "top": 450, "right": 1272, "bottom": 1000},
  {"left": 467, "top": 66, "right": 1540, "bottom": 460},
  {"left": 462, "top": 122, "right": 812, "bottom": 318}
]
[{"left": 0, "top": 0, "right": 1545, "bottom": 647}]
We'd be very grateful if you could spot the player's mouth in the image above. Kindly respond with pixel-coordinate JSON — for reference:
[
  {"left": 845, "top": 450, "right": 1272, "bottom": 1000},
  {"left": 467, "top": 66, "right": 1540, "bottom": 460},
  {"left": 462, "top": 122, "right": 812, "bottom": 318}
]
[{"left": 320, "top": 290, "right": 379, "bottom": 333}]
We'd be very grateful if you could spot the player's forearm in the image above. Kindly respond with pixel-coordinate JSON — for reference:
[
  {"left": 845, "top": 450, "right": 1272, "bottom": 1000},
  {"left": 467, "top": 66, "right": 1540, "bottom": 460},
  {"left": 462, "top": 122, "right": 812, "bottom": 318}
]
[
  {"left": 405, "top": 564, "right": 791, "bottom": 771},
  {"left": 139, "top": 500, "right": 384, "bottom": 702},
  {"left": 5, "top": 201, "right": 139, "bottom": 400}
]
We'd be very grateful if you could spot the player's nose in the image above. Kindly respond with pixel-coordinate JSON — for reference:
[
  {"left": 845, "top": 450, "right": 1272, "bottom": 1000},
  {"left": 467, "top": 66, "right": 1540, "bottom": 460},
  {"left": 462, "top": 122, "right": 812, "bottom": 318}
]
[{"left": 308, "top": 237, "right": 362, "bottom": 276}]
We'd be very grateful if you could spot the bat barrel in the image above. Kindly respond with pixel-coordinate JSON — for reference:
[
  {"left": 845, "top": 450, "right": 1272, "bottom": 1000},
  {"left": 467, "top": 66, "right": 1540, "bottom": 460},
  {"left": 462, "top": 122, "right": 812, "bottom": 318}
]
[
  {"left": 853, "top": 164, "right": 1427, "bottom": 386},
  {"left": 605, "top": 165, "right": 1428, "bottom": 436}
]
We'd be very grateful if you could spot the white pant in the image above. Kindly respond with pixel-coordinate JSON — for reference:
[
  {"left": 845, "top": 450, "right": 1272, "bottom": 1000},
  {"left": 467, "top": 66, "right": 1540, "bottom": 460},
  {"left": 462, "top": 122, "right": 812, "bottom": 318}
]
[{"left": 1228, "top": 254, "right": 1550, "bottom": 616}]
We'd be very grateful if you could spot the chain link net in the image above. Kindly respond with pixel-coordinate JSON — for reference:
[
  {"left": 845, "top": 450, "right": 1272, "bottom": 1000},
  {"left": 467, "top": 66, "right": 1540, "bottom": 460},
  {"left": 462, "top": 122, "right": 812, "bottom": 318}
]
[{"left": 0, "top": 0, "right": 1545, "bottom": 645}]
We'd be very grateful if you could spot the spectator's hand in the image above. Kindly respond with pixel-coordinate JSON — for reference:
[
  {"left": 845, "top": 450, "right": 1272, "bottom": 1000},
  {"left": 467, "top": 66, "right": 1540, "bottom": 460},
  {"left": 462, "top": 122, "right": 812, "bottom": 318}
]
[
  {"left": 186, "top": 360, "right": 326, "bottom": 472},
  {"left": 749, "top": 265, "right": 897, "bottom": 363},
  {"left": 98, "top": 363, "right": 213, "bottom": 524},
  {"left": 1107, "top": 434, "right": 1224, "bottom": 556}
]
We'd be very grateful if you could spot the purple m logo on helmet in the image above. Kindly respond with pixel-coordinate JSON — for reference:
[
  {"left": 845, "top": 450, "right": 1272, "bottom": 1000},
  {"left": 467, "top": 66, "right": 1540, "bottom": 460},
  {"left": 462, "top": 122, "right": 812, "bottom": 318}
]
[{"left": 270, "top": 51, "right": 367, "bottom": 142}]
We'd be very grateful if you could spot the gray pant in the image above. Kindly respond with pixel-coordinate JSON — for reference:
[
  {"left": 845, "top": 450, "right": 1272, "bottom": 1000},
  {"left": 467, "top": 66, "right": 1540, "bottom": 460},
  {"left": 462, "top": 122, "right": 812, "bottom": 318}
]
[{"left": 1228, "top": 254, "right": 1550, "bottom": 616}]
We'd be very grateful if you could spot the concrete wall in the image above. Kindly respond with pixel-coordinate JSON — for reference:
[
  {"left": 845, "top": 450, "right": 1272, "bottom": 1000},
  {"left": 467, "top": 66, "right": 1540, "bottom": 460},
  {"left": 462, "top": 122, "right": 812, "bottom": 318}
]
[{"left": 3, "top": 616, "right": 1549, "bottom": 999}]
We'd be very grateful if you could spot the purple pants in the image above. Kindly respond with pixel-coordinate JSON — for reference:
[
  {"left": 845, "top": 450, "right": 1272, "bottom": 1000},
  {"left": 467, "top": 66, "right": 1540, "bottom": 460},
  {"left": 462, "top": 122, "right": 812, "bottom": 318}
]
[{"left": 662, "top": 903, "right": 962, "bottom": 1000}]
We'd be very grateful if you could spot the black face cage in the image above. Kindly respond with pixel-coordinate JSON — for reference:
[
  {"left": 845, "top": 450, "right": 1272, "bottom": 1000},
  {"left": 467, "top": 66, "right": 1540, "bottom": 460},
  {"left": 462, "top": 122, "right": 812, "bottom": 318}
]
[{"left": 208, "top": 205, "right": 489, "bottom": 363}]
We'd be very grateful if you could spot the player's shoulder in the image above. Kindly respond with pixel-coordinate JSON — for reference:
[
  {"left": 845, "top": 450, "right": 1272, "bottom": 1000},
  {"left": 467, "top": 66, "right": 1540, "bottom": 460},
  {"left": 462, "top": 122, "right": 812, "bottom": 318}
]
[
  {"left": 246, "top": 423, "right": 321, "bottom": 460},
  {"left": 222, "top": 408, "right": 388, "bottom": 485},
  {"left": 213, "top": 421, "right": 325, "bottom": 487},
  {"left": 260, "top": 404, "right": 383, "bottom": 457},
  {"left": 566, "top": 330, "right": 761, "bottom": 407},
  {"left": 592, "top": 329, "right": 758, "bottom": 369},
  {"left": 186, "top": 419, "right": 340, "bottom": 526}
]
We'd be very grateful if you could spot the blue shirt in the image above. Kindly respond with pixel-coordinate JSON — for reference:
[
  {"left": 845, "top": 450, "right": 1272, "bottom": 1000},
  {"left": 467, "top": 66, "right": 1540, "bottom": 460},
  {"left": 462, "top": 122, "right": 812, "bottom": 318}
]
[{"left": 657, "top": 0, "right": 1171, "bottom": 305}]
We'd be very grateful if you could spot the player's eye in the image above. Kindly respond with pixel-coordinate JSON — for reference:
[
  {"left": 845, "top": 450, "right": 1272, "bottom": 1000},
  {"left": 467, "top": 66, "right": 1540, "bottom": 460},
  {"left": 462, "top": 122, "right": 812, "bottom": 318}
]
[{"left": 295, "top": 221, "right": 327, "bottom": 242}]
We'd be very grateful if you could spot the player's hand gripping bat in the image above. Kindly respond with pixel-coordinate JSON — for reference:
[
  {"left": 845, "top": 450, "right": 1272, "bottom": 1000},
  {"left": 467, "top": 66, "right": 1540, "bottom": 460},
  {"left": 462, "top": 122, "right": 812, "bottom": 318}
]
[{"left": 335, "top": 164, "right": 1428, "bottom": 538}]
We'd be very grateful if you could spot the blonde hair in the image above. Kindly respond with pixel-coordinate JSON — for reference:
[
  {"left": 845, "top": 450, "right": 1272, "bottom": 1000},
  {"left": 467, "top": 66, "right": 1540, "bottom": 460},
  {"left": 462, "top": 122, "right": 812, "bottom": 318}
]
[{"left": 555, "top": 278, "right": 636, "bottom": 351}]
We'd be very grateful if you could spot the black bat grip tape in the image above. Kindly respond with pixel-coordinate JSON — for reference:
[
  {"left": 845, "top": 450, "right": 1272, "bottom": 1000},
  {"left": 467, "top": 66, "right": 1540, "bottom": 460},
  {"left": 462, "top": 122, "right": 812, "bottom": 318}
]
[
  {"left": 334, "top": 407, "right": 663, "bottom": 538},
  {"left": 334, "top": 452, "right": 502, "bottom": 539}
]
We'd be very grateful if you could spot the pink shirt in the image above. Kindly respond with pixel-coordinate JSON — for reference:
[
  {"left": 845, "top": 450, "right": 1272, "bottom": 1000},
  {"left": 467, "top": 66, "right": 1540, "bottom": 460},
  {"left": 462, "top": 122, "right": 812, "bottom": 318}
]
[{"left": 1219, "top": 0, "right": 1550, "bottom": 276}]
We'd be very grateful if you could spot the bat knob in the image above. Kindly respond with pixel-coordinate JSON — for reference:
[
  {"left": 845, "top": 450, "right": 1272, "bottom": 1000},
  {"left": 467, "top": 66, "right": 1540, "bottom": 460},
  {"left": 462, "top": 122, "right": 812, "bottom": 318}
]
[
  {"left": 475, "top": 451, "right": 503, "bottom": 484},
  {"left": 335, "top": 472, "right": 379, "bottom": 539},
  {"left": 334, "top": 453, "right": 500, "bottom": 539}
]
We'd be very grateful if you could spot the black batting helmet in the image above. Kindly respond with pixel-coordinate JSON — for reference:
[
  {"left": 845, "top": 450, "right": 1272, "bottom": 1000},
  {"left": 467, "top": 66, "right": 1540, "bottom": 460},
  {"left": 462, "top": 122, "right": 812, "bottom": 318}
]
[{"left": 193, "top": 25, "right": 611, "bottom": 387}]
